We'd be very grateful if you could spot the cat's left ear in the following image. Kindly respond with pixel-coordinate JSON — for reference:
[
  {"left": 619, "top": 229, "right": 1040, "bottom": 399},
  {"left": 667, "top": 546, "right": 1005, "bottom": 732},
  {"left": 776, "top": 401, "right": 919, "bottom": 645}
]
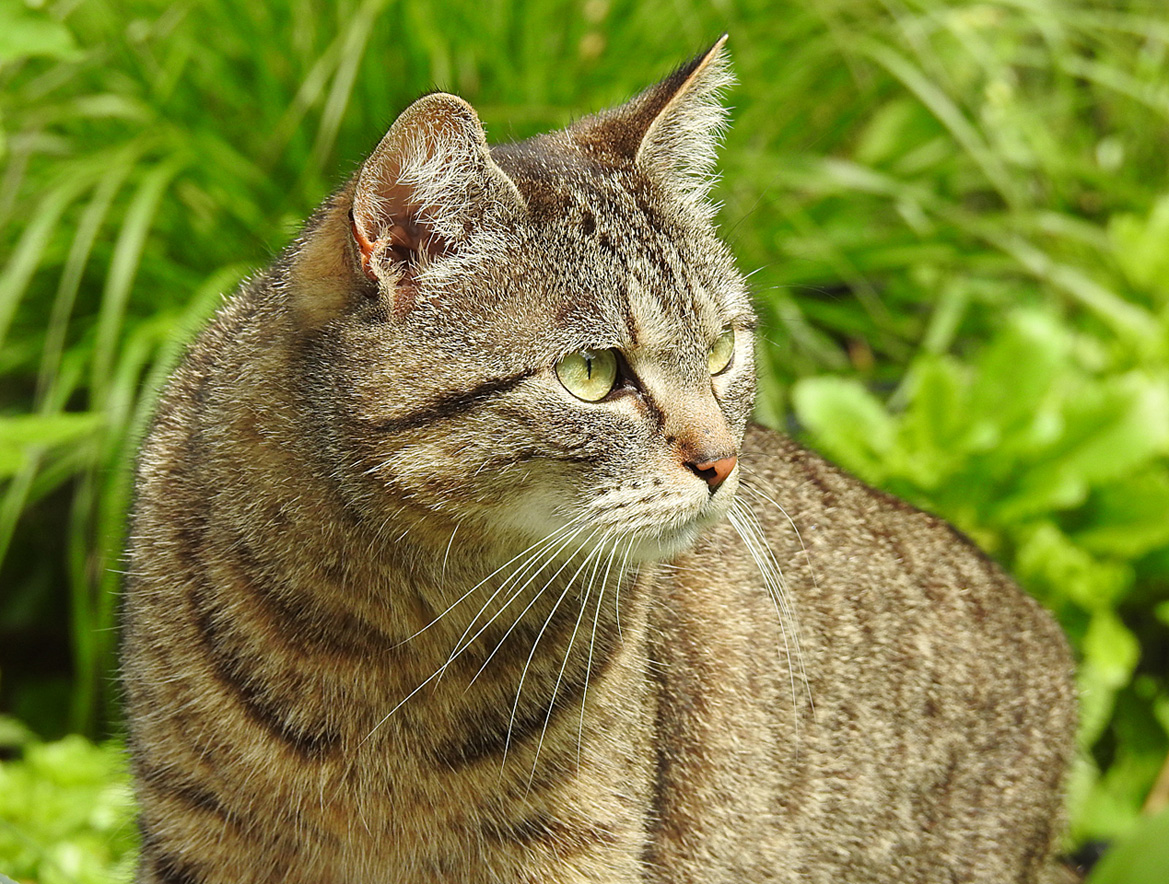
[
  {"left": 290, "top": 95, "right": 525, "bottom": 325},
  {"left": 572, "top": 35, "right": 733, "bottom": 217},
  {"left": 349, "top": 92, "right": 526, "bottom": 288}
]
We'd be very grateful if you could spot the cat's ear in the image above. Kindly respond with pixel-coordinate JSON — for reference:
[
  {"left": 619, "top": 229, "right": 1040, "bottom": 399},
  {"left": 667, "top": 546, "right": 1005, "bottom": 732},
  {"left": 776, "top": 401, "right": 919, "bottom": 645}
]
[
  {"left": 572, "top": 35, "right": 733, "bottom": 218},
  {"left": 350, "top": 93, "right": 525, "bottom": 286}
]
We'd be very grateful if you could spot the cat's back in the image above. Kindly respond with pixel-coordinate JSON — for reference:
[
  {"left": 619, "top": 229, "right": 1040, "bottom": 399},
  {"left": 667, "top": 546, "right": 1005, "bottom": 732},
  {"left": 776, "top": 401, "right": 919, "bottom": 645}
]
[{"left": 652, "top": 424, "right": 1077, "bottom": 884}]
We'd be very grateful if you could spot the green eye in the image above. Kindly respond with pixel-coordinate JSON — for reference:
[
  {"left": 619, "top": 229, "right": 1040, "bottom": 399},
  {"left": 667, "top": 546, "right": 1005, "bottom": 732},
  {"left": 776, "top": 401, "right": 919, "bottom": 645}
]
[
  {"left": 556, "top": 348, "right": 619, "bottom": 402},
  {"left": 708, "top": 326, "right": 735, "bottom": 375}
]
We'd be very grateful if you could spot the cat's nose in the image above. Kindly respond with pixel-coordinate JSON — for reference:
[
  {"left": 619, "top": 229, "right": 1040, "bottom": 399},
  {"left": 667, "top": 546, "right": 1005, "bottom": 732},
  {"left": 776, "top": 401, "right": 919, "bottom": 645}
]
[{"left": 687, "top": 455, "right": 738, "bottom": 490}]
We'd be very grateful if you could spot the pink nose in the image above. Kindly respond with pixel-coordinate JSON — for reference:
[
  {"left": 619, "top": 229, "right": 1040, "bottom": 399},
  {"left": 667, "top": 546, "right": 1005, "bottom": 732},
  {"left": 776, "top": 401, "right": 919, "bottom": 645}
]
[{"left": 688, "top": 455, "right": 737, "bottom": 490}]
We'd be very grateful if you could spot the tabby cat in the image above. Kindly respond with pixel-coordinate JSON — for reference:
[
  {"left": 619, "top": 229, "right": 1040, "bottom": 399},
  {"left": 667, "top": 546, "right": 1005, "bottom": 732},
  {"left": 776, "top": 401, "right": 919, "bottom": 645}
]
[{"left": 122, "top": 38, "right": 1078, "bottom": 884}]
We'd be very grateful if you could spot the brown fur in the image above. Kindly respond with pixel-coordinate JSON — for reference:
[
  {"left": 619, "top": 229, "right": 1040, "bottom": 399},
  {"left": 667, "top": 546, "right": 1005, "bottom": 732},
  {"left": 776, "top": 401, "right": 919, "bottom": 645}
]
[{"left": 123, "top": 39, "right": 1076, "bottom": 883}]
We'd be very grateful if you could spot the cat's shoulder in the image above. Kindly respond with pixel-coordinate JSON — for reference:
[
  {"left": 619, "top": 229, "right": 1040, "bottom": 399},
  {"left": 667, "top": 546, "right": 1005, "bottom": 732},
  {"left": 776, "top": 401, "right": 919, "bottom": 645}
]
[{"left": 729, "top": 422, "right": 1073, "bottom": 668}]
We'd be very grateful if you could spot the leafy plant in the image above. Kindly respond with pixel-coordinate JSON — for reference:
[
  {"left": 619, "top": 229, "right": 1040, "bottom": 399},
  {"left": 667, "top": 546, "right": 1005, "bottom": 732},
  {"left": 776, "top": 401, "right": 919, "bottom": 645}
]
[
  {"left": 0, "top": 721, "right": 136, "bottom": 883},
  {"left": 1085, "top": 807, "right": 1169, "bottom": 884}
]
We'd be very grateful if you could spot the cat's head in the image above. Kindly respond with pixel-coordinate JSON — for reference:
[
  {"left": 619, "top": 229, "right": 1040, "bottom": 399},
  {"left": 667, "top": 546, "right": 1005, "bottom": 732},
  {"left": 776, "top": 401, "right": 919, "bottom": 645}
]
[{"left": 290, "top": 37, "right": 754, "bottom": 564}]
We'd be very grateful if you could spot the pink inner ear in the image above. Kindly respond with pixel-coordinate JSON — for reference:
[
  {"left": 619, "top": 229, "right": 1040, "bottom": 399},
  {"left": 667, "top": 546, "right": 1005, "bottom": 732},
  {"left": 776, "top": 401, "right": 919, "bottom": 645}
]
[
  {"left": 351, "top": 212, "right": 379, "bottom": 281},
  {"left": 351, "top": 206, "right": 446, "bottom": 283}
]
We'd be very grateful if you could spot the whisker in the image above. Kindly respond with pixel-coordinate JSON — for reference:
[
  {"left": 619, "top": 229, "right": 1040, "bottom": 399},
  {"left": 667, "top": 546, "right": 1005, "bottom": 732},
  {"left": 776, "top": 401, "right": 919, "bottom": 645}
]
[
  {"left": 523, "top": 530, "right": 615, "bottom": 785},
  {"left": 611, "top": 531, "right": 637, "bottom": 641},
  {"left": 727, "top": 499, "right": 812, "bottom": 734},
  {"left": 457, "top": 521, "right": 596, "bottom": 685},
  {"left": 440, "top": 522, "right": 460, "bottom": 584},
  {"left": 578, "top": 532, "right": 637, "bottom": 765},
  {"left": 739, "top": 478, "right": 821, "bottom": 594},
  {"left": 438, "top": 517, "right": 591, "bottom": 670},
  {"left": 363, "top": 517, "right": 590, "bottom": 742},
  {"left": 396, "top": 515, "right": 587, "bottom": 649},
  {"left": 735, "top": 482, "right": 815, "bottom": 717}
]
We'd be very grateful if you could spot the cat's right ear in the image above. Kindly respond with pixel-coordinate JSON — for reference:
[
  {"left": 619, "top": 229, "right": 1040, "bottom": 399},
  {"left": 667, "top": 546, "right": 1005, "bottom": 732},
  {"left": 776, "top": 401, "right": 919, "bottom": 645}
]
[{"left": 350, "top": 93, "right": 526, "bottom": 293}]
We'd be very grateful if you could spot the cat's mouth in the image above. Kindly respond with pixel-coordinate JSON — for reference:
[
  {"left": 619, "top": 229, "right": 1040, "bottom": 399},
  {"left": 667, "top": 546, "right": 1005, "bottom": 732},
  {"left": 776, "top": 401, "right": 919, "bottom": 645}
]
[
  {"left": 616, "top": 477, "right": 739, "bottom": 563},
  {"left": 487, "top": 463, "right": 739, "bottom": 565}
]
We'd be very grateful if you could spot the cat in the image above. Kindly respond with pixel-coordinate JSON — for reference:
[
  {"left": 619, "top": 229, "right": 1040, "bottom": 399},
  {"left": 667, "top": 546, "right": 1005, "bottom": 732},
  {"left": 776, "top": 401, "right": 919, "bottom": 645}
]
[{"left": 122, "top": 37, "right": 1078, "bottom": 884}]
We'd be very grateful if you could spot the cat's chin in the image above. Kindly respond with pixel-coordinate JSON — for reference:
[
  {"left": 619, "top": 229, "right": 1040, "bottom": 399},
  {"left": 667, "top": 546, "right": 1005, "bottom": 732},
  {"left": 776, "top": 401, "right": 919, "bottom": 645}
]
[
  {"left": 626, "top": 503, "right": 732, "bottom": 563},
  {"left": 631, "top": 525, "right": 706, "bottom": 562},
  {"left": 485, "top": 478, "right": 737, "bottom": 566}
]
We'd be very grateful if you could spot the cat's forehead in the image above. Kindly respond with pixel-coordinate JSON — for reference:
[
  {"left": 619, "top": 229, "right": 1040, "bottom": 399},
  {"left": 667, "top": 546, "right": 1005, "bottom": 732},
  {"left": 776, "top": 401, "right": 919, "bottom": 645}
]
[
  {"left": 492, "top": 133, "right": 660, "bottom": 229},
  {"left": 487, "top": 135, "right": 750, "bottom": 349}
]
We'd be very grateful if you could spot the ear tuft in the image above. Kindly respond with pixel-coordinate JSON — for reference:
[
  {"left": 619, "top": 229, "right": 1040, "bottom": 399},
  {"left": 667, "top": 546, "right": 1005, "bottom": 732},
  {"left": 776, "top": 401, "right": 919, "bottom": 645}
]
[
  {"left": 637, "top": 35, "right": 733, "bottom": 217},
  {"left": 570, "top": 36, "right": 734, "bottom": 219},
  {"left": 351, "top": 93, "right": 524, "bottom": 286}
]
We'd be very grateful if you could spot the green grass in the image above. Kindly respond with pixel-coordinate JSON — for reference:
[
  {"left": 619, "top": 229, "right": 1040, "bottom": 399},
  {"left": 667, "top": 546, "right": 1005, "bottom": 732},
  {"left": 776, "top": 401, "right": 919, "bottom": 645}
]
[{"left": 1, "top": 0, "right": 1168, "bottom": 880}]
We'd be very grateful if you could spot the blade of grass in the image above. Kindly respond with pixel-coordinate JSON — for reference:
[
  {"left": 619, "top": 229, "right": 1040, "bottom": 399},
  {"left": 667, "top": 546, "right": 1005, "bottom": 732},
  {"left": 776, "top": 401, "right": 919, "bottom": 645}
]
[
  {"left": 89, "top": 155, "right": 185, "bottom": 404},
  {"left": 308, "top": 0, "right": 396, "bottom": 173},
  {"left": 0, "top": 171, "right": 94, "bottom": 351},
  {"left": 37, "top": 152, "right": 136, "bottom": 403},
  {"left": 854, "top": 36, "right": 1022, "bottom": 210}
]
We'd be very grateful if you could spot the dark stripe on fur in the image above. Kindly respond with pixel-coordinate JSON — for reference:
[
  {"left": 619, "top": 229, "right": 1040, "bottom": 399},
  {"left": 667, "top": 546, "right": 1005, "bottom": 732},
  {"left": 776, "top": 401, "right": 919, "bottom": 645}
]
[
  {"left": 189, "top": 579, "right": 341, "bottom": 759},
  {"left": 151, "top": 853, "right": 204, "bottom": 884},
  {"left": 432, "top": 621, "right": 619, "bottom": 770},
  {"left": 619, "top": 289, "right": 639, "bottom": 346},
  {"left": 135, "top": 761, "right": 234, "bottom": 821},
  {"left": 139, "top": 823, "right": 205, "bottom": 884},
  {"left": 476, "top": 446, "right": 602, "bottom": 472},
  {"left": 227, "top": 534, "right": 400, "bottom": 658},
  {"left": 372, "top": 369, "right": 537, "bottom": 434},
  {"left": 642, "top": 649, "right": 670, "bottom": 873},
  {"left": 639, "top": 388, "right": 667, "bottom": 433}
]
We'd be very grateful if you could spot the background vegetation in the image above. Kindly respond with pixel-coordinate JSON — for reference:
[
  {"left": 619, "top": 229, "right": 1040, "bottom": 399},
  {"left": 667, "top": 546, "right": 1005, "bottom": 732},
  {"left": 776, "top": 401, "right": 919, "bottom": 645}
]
[{"left": 2, "top": 0, "right": 1168, "bottom": 879}]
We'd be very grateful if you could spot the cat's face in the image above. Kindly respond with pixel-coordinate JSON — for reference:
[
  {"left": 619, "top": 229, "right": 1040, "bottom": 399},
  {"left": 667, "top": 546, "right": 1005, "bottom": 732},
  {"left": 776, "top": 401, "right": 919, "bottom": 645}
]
[{"left": 299, "top": 41, "right": 750, "bottom": 565}]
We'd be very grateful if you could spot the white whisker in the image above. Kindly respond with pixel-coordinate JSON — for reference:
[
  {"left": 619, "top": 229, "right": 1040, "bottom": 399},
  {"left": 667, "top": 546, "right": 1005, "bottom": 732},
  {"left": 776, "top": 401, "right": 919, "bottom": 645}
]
[
  {"left": 727, "top": 499, "right": 811, "bottom": 740},
  {"left": 396, "top": 515, "right": 587, "bottom": 649},
  {"left": 522, "top": 530, "right": 614, "bottom": 785},
  {"left": 458, "top": 521, "right": 596, "bottom": 685},
  {"left": 364, "top": 516, "right": 591, "bottom": 742},
  {"left": 577, "top": 532, "right": 637, "bottom": 765}
]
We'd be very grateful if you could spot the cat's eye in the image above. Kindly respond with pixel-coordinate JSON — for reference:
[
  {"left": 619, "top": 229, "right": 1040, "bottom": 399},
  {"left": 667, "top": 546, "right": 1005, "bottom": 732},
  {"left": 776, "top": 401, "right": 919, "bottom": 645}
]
[
  {"left": 708, "top": 327, "right": 735, "bottom": 375},
  {"left": 556, "top": 348, "right": 619, "bottom": 402}
]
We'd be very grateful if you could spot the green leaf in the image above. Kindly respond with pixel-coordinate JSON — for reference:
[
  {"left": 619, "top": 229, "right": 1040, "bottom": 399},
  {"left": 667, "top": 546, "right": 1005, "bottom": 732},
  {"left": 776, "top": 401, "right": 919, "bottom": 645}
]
[
  {"left": 968, "top": 311, "right": 1067, "bottom": 455},
  {"left": 895, "top": 355, "right": 969, "bottom": 487},
  {"left": 1075, "top": 469, "right": 1169, "bottom": 559},
  {"left": 854, "top": 98, "right": 942, "bottom": 168},
  {"left": 1156, "top": 602, "right": 1169, "bottom": 629},
  {"left": 91, "top": 157, "right": 187, "bottom": 403},
  {"left": 0, "top": 3, "right": 80, "bottom": 65},
  {"left": 1076, "top": 610, "right": 1142, "bottom": 751},
  {"left": 1015, "top": 522, "right": 1132, "bottom": 611},
  {"left": 0, "top": 735, "right": 136, "bottom": 882},
  {"left": 1086, "top": 808, "right": 1169, "bottom": 884},
  {"left": 0, "top": 413, "right": 102, "bottom": 478},
  {"left": 1084, "top": 610, "right": 1141, "bottom": 692},
  {"left": 0, "top": 413, "right": 101, "bottom": 448},
  {"left": 997, "top": 373, "right": 1169, "bottom": 520},
  {"left": 791, "top": 376, "right": 895, "bottom": 484},
  {"left": 0, "top": 714, "right": 35, "bottom": 752},
  {"left": 1109, "top": 195, "right": 1169, "bottom": 304}
]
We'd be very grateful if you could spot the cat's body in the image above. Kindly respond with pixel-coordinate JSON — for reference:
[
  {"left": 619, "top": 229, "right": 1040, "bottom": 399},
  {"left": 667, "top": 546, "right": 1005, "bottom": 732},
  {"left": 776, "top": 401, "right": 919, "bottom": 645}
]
[{"left": 123, "top": 40, "right": 1077, "bottom": 883}]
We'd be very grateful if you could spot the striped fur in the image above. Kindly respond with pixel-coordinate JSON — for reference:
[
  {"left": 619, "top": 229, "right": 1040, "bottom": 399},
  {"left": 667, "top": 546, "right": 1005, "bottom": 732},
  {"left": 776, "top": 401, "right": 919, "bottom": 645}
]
[{"left": 123, "top": 39, "right": 1077, "bottom": 883}]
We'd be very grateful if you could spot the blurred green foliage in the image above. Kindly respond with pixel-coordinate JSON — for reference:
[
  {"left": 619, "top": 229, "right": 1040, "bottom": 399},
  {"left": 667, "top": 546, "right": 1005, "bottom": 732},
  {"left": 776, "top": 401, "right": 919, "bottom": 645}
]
[
  {"left": 0, "top": 718, "right": 135, "bottom": 882},
  {"left": 1, "top": 0, "right": 1168, "bottom": 880},
  {"left": 1085, "top": 807, "right": 1169, "bottom": 884}
]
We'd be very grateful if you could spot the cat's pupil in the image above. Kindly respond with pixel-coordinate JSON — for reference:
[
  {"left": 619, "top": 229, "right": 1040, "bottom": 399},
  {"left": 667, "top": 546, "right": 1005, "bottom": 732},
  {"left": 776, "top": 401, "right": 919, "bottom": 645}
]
[{"left": 555, "top": 348, "right": 618, "bottom": 402}]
